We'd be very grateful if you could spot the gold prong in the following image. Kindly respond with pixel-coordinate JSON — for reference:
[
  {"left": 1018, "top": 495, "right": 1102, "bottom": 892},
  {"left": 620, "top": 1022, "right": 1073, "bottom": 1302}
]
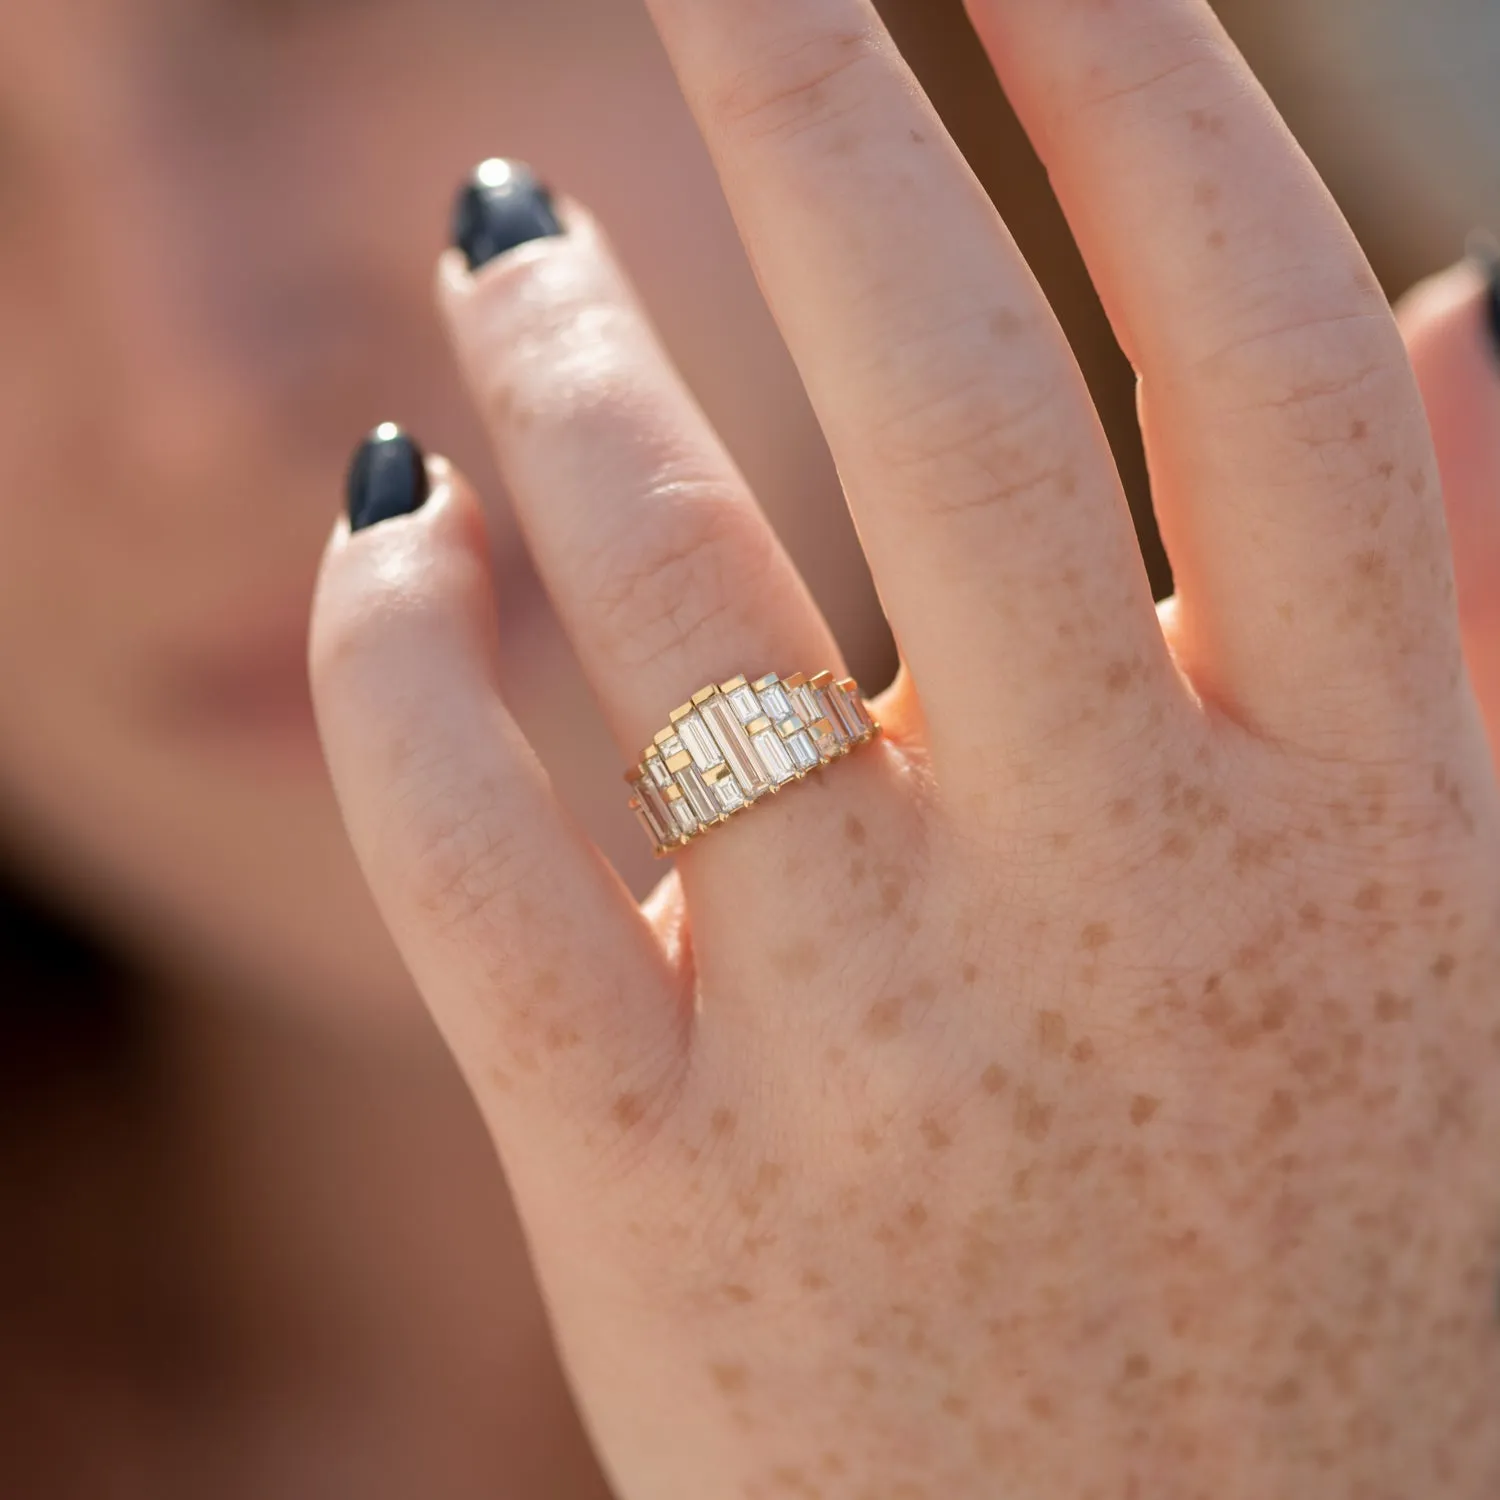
[
  {"left": 665, "top": 751, "right": 693, "bottom": 775},
  {"left": 810, "top": 670, "right": 834, "bottom": 689},
  {"left": 653, "top": 727, "right": 677, "bottom": 747},
  {"left": 692, "top": 685, "right": 719, "bottom": 706},
  {"left": 746, "top": 715, "right": 772, "bottom": 736},
  {"left": 812, "top": 718, "right": 843, "bottom": 753},
  {"left": 669, "top": 703, "right": 696, "bottom": 724},
  {"left": 836, "top": 678, "right": 874, "bottom": 737},
  {"left": 719, "top": 674, "right": 749, "bottom": 694},
  {"left": 751, "top": 673, "right": 779, "bottom": 692},
  {"left": 783, "top": 672, "right": 807, "bottom": 690}
]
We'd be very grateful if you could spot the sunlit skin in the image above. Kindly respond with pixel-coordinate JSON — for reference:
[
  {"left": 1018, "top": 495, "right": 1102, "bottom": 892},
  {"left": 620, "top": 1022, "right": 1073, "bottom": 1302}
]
[{"left": 4, "top": 0, "right": 1500, "bottom": 1496}]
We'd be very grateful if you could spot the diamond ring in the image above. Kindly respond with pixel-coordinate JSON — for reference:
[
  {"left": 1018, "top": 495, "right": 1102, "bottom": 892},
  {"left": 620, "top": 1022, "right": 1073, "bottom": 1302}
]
[{"left": 626, "top": 671, "right": 881, "bottom": 856}]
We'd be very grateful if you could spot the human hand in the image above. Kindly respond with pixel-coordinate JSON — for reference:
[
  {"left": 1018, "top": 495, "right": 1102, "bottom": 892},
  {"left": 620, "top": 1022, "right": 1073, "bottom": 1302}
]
[{"left": 310, "top": 2, "right": 1500, "bottom": 1496}]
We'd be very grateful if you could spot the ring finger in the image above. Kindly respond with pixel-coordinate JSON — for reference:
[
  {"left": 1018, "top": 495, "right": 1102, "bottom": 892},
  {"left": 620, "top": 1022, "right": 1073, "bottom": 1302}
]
[
  {"left": 441, "top": 177, "right": 846, "bottom": 762},
  {"left": 436, "top": 167, "right": 886, "bottom": 873}
]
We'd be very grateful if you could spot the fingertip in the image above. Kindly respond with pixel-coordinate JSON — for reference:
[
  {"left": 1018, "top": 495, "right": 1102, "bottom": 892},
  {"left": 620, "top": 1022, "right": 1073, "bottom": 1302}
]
[
  {"left": 311, "top": 435, "right": 677, "bottom": 1142},
  {"left": 1397, "top": 255, "right": 1494, "bottom": 363},
  {"left": 1397, "top": 254, "right": 1500, "bottom": 649},
  {"left": 435, "top": 246, "right": 471, "bottom": 302},
  {"left": 1398, "top": 255, "right": 1499, "bottom": 459},
  {"left": 313, "top": 448, "right": 495, "bottom": 718},
  {"left": 435, "top": 194, "right": 601, "bottom": 314}
]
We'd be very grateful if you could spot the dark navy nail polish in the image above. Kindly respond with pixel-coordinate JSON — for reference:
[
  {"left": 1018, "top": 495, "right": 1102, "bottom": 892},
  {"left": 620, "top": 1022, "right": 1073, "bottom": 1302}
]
[
  {"left": 1467, "top": 231, "right": 1500, "bottom": 366},
  {"left": 346, "top": 424, "right": 428, "bottom": 533},
  {"left": 452, "top": 159, "right": 563, "bottom": 271}
]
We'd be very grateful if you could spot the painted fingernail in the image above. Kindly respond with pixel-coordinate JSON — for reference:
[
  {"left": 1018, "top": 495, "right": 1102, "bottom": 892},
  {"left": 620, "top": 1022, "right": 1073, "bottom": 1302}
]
[
  {"left": 1466, "top": 231, "right": 1500, "bottom": 365},
  {"left": 346, "top": 424, "right": 429, "bottom": 533},
  {"left": 453, "top": 159, "right": 564, "bottom": 272}
]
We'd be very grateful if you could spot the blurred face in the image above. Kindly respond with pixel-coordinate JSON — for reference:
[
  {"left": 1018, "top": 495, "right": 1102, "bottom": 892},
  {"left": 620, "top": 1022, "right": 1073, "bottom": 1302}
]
[{"left": 0, "top": 0, "right": 874, "bottom": 1011}]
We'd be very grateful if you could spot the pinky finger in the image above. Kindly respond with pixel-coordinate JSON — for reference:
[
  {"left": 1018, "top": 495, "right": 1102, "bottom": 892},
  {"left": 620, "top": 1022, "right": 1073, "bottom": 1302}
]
[
  {"left": 1399, "top": 256, "right": 1500, "bottom": 760},
  {"left": 310, "top": 433, "right": 685, "bottom": 1163}
]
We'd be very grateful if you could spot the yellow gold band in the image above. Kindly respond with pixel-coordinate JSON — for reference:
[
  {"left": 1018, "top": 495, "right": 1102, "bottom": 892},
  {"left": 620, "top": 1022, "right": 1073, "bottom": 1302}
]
[{"left": 626, "top": 671, "right": 880, "bottom": 856}]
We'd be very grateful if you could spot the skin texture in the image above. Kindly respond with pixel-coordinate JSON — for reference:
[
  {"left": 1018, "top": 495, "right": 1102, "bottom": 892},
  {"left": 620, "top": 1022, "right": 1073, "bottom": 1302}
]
[
  {"left": 311, "top": 2, "right": 1500, "bottom": 1497},
  {"left": 4, "top": 0, "right": 1500, "bottom": 1494}
]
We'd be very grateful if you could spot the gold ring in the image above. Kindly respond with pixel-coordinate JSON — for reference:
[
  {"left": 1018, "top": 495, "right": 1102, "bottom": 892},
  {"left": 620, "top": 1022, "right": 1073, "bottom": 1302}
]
[{"left": 626, "top": 671, "right": 881, "bottom": 856}]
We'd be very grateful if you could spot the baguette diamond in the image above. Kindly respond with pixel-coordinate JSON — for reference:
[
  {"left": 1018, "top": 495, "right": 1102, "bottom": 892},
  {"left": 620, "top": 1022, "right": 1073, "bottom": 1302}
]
[
  {"left": 726, "top": 681, "right": 762, "bottom": 724},
  {"left": 632, "top": 803, "right": 668, "bottom": 847},
  {"left": 785, "top": 729, "right": 820, "bottom": 772},
  {"left": 752, "top": 726, "right": 797, "bottom": 784},
  {"left": 707, "top": 766, "right": 746, "bottom": 813},
  {"left": 633, "top": 777, "right": 674, "bottom": 846},
  {"left": 755, "top": 677, "right": 796, "bottom": 722},
  {"left": 676, "top": 762, "right": 720, "bottom": 825},
  {"left": 701, "top": 694, "right": 772, "bottom": 800},
  {"left": 677, "top": 713, "right": 725, "bottom": 774},
  {"left": 811, "top": 674, "right": 852, "bottom": 748},
  {"left": 834, "top": 679, "right": 874, "bottom": 737},
  {"left": 787, "top": 692, "right": 816, "bottom": 728},
  {"left": 786, "top": 676, "right": 841, "bottom": 761},
  {"left": 665, "top": 786, "right": 699, "bottom": 837},
  {"left": 627, "top": 669, "right": 879, "bottom": 855}
]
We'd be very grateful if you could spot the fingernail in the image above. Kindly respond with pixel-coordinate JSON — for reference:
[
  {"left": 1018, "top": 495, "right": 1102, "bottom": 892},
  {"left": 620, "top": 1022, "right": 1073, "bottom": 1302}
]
[
  {"left": 1486, "top": 263, "right": 1500, "bottom": 367},
  {"left": 1465, "top": 230, "right": 1500, "bottom": 365},
  {"left": 452, "top": 159, "right": 564, "bottom": 272},
  {"left": 346, "top": 424, "right": 429, "bottom": 533}
]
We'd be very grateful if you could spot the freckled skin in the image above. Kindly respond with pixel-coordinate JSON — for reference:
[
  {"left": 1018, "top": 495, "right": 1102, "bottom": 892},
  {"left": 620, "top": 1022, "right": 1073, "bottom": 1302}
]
[{"left": 544, "top": 713, "right": 1500, "bottom": 1499}]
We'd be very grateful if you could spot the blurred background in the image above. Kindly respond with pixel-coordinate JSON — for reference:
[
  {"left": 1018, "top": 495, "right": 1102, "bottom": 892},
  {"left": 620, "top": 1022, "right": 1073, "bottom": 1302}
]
[{"left": 0, "top": 2, "right": 1496, "bottom": 1497}]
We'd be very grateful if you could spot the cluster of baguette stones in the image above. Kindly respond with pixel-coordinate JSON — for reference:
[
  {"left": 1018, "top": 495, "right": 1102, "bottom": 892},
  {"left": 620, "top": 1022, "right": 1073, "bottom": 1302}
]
[{"left": 627, "top": 671, "right": 879, "bottom": 855}]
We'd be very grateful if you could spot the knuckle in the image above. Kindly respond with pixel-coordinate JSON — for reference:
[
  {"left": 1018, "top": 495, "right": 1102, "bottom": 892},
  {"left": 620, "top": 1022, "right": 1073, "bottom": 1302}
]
[
  {"left": 1193, "top": 307, "right": 1415, "bottom": 462},
  {"left": 587, "top": 484, "right": 779, "bottom": 673},
  {"left": 457, "top": 236, "right": 646, "bottom": 443},
  {"left": 387, "top": 770, "right": 533, "bottom": 935},
  {"left": 311, "top": 558, "right": 450, "bottom": 709},
  {"left": 708, "top": 27, "right": 879, "bottom": 145},
  {"left": 1069, "top": 41, "right": 1223, "bottom": 127},
  {"left": 1200, "top": 309, "right": 1394, "bottom": 414},
  {"left": 309, "top": 594, "right": 374, "bottom": 696},
  {"left": 478, "top": 294, "right": 648, "bottom": 446},
  {"left": 869, "top": 363, "right": 1082, "bottom": 522}
]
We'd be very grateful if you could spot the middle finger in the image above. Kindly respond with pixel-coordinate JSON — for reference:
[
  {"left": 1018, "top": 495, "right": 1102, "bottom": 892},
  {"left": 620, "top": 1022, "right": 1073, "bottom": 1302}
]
[{"left": 643, "top": 0, "right": 1182, "bottom": 786}]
